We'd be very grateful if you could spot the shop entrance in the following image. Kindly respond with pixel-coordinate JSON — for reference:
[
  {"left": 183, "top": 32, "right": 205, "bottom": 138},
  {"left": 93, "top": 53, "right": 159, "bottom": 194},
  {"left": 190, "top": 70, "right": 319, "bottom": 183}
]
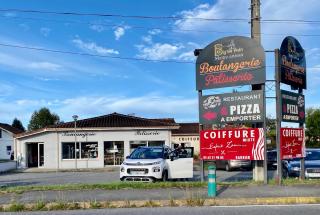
[
  {"left": 104, "top": 141, "right": 124, "bottom": 166},
  {"left": 27, "top": 143, "right": 44, "bottom": 168}
]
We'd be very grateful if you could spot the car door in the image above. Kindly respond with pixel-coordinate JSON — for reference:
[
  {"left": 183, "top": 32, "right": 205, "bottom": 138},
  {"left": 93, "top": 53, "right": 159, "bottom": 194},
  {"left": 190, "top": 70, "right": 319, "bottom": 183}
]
[{"left": 166, "top": 147, "right": 194, "bottom": 179}]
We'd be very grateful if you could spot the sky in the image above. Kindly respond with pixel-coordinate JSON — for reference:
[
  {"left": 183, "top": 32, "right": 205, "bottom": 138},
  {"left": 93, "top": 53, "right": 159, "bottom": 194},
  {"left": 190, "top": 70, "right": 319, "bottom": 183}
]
[{"left": 0, "top": 0, "right": 319, "bottom": 128}]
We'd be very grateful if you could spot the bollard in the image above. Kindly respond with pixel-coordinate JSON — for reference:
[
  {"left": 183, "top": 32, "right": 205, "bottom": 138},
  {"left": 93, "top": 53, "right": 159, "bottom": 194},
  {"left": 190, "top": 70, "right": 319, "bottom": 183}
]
[{"left": 208, "top": 165, "right": 217, "bottom": 197}]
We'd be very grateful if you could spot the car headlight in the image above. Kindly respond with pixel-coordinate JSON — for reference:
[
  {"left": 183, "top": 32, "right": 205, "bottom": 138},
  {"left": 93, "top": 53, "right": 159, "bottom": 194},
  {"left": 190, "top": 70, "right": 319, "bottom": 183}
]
[
  {"left": 152, "top": 166, "right": 161, "bottom": 172},
  {"left": 292, "top": 167, "right": 300, "bottom": 171},
  {"left": 152, "top": 161, "right": 162, "bottom": 165},
  {"left": 122, "top": 161, "right": 128, "bottom": 165},
  {"left": 120, "top": 167, "right": 125, "bottom": 172}
]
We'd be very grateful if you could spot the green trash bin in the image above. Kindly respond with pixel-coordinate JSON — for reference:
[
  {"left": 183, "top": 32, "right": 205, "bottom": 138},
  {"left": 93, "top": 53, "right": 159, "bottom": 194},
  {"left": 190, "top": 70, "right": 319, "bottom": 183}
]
[{"left": 208, "top": 165, "right": 216, "bottom": 197}]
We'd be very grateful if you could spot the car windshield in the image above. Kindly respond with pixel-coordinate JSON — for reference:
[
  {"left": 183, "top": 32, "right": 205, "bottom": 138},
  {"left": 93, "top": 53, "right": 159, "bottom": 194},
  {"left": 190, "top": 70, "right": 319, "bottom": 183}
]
[
  {"left": 306, "top": 151, "right": 320, "bottom": 161},
  {"left": 129, "top": 147, "right": 164, "bottom": 159}
]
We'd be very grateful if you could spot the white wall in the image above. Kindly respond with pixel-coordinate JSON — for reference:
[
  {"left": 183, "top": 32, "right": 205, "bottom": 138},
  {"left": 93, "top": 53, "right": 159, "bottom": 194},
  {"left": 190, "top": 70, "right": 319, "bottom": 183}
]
[
  {"left": 16, "top": 128, "right": 172, "bottom": 169},
  {"left": 172, "top": 135, "right": 200, "bottom": 155},
  {"left": 0, "top": 129, "right": 14, "bottom": 160}
]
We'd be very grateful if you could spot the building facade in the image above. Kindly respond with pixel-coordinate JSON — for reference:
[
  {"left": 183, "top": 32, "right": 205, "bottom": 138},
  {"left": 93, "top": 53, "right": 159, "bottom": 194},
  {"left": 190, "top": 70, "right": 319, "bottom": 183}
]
[
  {"left": 15, "top": 113, "right": 179, "bottom": 169},
  {"left": 0, "top": 123, "right": 22, "bottom": 160},
  {"left": 171, "top": 123, "right": 200, "bottom": 155}
]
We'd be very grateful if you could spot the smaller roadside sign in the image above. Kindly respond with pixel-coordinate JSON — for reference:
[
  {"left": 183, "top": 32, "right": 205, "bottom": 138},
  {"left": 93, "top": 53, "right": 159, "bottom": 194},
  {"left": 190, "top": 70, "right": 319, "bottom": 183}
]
[
  {"left": 280, "top": 128, "right": 305, "bottom": 160},
  {"left": 281, "top": 90, "right": 305, "bottom": 123},
  {"left": 199, "top": 90, "right": 264, "bottom": 125},
  {"left": 200, "top": 128, "right": 265, "bottom": 160},
  {"left": 279, "top": 36, "right": 306, "bottom": 89}
]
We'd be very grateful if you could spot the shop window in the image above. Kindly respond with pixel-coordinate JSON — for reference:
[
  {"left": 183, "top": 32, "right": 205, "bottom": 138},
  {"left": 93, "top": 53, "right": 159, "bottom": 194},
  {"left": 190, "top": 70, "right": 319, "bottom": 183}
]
[
  {"left": 81, "top": 142, "right": 98, "bottom": 158},
  {"left": 62, "top": 142, "right": 80, "bottom": 159},
  {"left": 129, "top": 141, "right": 147, "bottom": 153},
  {"left": 104, "top": 141, "right": 124, "bottom": 165},
  {"left": 148, "top": 141, "right": 164, "bottom": 147},
  {"left": 6, "top": 146, "right": 11, "bottom": 155}
]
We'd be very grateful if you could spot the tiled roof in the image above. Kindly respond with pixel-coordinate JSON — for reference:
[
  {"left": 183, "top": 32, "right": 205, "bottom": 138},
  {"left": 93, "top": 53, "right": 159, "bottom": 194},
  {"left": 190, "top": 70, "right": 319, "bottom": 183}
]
[
  {"left": 54, "top": 113, "right": 178, "bottom": 128},
  {"left": 16, "top": 113, "right": 179, "bottom": 138},
  {"left": 172, "top": 123, "right": 199, "bottom": 135},
  {"left": 0, "top": 123, "right": 23, "bottom": 134}
]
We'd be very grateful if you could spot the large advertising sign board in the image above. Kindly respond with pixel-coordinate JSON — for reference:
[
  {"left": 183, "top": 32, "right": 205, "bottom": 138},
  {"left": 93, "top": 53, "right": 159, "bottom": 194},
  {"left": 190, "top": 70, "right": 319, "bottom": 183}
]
[
  {"left": 280, "top": 128, "right": 305, "bottom": 159},
  {"left": 281, "top": 90, "right": 305, "bottom": 123},
  {"left": 199, "top": 90, "right": 264, "bottom": 124},
  {"left": 200, "top": 128, "right": 265, "bottom": 160},
  {"left": 196, "top": 36, "right": 266, "bottom": 90},
  {"left": 280, "top": 36, "right": 306, "bottom": 89}
]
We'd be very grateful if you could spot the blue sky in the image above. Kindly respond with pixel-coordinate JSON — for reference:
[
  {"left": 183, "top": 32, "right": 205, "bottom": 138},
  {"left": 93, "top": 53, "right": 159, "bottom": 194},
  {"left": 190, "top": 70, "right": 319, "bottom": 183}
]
[{"left": 0, "top": 0, "right": 319, "bottom": 127}]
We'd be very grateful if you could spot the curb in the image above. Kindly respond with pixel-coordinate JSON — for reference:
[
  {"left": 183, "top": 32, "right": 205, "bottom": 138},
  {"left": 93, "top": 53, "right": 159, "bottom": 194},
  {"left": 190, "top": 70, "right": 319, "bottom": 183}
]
[{"left": 1, "top": 196, "right": 320, "bottom": 212}]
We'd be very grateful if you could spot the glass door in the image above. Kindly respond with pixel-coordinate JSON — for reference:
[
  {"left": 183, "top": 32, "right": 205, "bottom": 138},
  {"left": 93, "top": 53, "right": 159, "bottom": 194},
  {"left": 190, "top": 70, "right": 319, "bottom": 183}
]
[{"left": 38, "top": 143, "right": 44, "bottom": 167}]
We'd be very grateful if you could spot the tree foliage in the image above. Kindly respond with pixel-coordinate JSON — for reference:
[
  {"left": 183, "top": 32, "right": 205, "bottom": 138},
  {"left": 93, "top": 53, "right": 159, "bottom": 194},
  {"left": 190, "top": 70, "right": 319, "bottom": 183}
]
[
  {"left": 306, "top": 108, "right": 320, "bottom": 147},
  {"left": 11, "top": 118, "right": 25, "bottom": 132},
  {"left": 28, "top": 107, "right": 60, "bottom": 131}
]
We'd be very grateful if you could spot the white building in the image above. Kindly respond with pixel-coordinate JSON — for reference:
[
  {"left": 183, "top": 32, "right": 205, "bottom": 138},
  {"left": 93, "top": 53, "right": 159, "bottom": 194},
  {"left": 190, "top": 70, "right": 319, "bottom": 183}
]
[
  {"left": 14, "top": 113, "right": 179, "bottom": 169},
  {"left": 0, "top": 123, "right": 22, "bottom": 160},
  {"left": 171, "top": 123, "right": 200, "bottom": 155}
]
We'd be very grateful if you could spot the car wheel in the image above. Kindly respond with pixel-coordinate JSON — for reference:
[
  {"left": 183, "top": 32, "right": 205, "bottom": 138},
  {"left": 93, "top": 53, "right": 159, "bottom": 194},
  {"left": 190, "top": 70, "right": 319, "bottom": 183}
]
[
  {"left": 162, "top": 170, "right": 168, "bottom": 182},
  {"left": 225, "top": 163, "right": 231, "bottom": 172}
]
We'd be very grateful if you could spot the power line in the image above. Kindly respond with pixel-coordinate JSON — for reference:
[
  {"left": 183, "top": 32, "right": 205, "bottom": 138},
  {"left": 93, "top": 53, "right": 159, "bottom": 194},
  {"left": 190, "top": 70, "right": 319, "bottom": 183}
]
[
  {"left": 1, "top": 8, "right": 320, "bottom": 24},
  {"left": 2, "top": 15, "right": 320, "bottom": 37},
  {"left": 1, "top": 42, "right": 320, "bottom": 69},
  {"left": 0, "top": 42, "right": 194, "bottom": 64},
  {"left": 0, "top": 8, "right": 248, "bottom": 22}
]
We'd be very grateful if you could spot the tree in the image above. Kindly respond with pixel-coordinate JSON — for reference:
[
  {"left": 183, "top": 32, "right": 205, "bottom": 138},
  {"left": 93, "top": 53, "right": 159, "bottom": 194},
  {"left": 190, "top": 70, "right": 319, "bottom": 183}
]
[
  {"left": 28, "top": 107, "right": 60, "bottom": 131},
  {"left": 306, "top": 108, "right": 320, "bottom": 147},
  {"left": 11, "top": 118, "right": 25, "bottom": 132}
]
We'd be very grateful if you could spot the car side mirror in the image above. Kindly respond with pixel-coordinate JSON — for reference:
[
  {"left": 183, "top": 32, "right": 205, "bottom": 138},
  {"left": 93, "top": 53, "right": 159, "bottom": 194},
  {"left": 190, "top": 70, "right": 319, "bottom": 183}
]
[{"left": 126, "top": 156, "right": 130, "bottom": 159}]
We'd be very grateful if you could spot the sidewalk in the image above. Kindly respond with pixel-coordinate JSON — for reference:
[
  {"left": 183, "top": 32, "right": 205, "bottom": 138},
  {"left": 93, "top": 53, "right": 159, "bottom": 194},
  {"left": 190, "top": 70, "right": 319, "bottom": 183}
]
[{"left": 1, "top": 184, "right": 320, "bottom": 205}]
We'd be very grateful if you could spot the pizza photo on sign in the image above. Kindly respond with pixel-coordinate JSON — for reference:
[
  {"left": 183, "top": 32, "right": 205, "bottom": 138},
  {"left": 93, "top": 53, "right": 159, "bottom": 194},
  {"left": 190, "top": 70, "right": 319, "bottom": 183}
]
[{"left": 200, "top": 128, "right": 265, "bottom": 160}]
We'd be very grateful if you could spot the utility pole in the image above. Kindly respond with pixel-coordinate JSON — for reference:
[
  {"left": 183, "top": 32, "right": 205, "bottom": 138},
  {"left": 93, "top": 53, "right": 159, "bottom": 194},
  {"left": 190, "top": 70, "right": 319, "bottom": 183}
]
[{"left": 251, "top": 0, "right": 267, "bottom": 183}]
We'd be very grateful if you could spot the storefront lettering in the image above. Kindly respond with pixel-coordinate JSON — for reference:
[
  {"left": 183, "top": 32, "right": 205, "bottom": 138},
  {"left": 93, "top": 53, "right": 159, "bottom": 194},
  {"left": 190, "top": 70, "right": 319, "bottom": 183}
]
[
  {"left": 62, "top": 132, "right": 96, "bottom": 138},
  {"left": 135, "top": 131, "right": 160, "bottom": 136},
  {"left": 229, "top": 104, "right": 260, "bottom": 115},
  {"left": 199, "top": 58, "right": 261, "bottom": 74}
]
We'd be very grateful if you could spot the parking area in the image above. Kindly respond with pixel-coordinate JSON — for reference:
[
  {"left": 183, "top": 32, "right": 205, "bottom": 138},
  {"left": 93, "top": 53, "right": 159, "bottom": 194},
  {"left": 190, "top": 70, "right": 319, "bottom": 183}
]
[{"left": 0, "top": 168, "right": 277, "bottom": 188}]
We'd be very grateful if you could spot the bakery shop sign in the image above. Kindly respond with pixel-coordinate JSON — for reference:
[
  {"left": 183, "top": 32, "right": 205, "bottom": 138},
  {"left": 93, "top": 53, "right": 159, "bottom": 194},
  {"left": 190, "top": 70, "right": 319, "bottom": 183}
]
[
  {"left": 200, "top": 128, "right": 265, "bottom": 160},
  {"left": 196, "top": 36, "right": 266, "bottom": 90},
  {"left": 280, "top": 36, "right": 306, "bottom": 89},
  {"left": 199, "top": 90, "right": 264, "bottom": 124},
  {"left": 281, "top": 90, "right": 305, "bottom": 123}
]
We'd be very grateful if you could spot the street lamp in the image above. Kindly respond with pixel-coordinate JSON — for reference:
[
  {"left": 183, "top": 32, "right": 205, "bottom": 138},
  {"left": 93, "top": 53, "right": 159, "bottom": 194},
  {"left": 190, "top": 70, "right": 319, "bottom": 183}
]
[{"left": 72, "top": 115, "right": 78, "bottom": 170}]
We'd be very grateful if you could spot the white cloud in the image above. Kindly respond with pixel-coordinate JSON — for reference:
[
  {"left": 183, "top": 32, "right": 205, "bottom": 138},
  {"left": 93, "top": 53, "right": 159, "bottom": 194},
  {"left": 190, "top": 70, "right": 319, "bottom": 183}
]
[
  {"left": 148, "top": 29, "right": 162, "bottom": 35},
  {"left": 114, "top": 27, "right": 125, "bottom": 40},
  {"left": 114, "top": 26, "right": 130, "bottom": 40},
  {"left": 142, "top": 35, "right": 153, "bottom": 44},
  {"left": 0, "top": 94, "right": 198, "bottom": 126},
  {"left": 90, "top": 24, "right": 105, "bottom": 32},
  {"left": 28, "top": 62, "right": 62, "bottom": 71},
  {"left": 174, "top": 2, "right": 246, "bottom": 32},
  {"left": 177, "top": 51, "right": 195, "bottom": 61},
  {"left": 40, "top": 27, "right": 51, "bottom": 37},
  {"left": 136, "top": 43, "right": 183, "bottom": 60},
  {"left": 72, "top": 38, "right": 119, "bottom": 55}
]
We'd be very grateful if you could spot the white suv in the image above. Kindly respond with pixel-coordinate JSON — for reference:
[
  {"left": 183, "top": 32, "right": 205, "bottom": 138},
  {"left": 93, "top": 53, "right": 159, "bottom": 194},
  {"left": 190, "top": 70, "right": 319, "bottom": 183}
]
[{"left": 120, "top": 146, "right": 193, "bottom": 182}]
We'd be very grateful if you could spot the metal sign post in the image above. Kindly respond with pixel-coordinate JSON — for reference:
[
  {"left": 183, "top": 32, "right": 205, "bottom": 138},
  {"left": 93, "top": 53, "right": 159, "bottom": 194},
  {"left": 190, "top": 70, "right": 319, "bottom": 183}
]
[{"left": 275, "top": 49, "right": 282, "bottom": 185}]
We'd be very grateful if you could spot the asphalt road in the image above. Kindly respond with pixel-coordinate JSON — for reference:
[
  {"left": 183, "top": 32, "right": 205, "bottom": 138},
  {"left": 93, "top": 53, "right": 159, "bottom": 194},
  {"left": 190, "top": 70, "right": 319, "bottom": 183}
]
[
  {"left": 3, "top": 205, "right": 320, "bottom": 215},
  {"left": 0, "top": 169, "right": 277, "bottom": 187}
]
